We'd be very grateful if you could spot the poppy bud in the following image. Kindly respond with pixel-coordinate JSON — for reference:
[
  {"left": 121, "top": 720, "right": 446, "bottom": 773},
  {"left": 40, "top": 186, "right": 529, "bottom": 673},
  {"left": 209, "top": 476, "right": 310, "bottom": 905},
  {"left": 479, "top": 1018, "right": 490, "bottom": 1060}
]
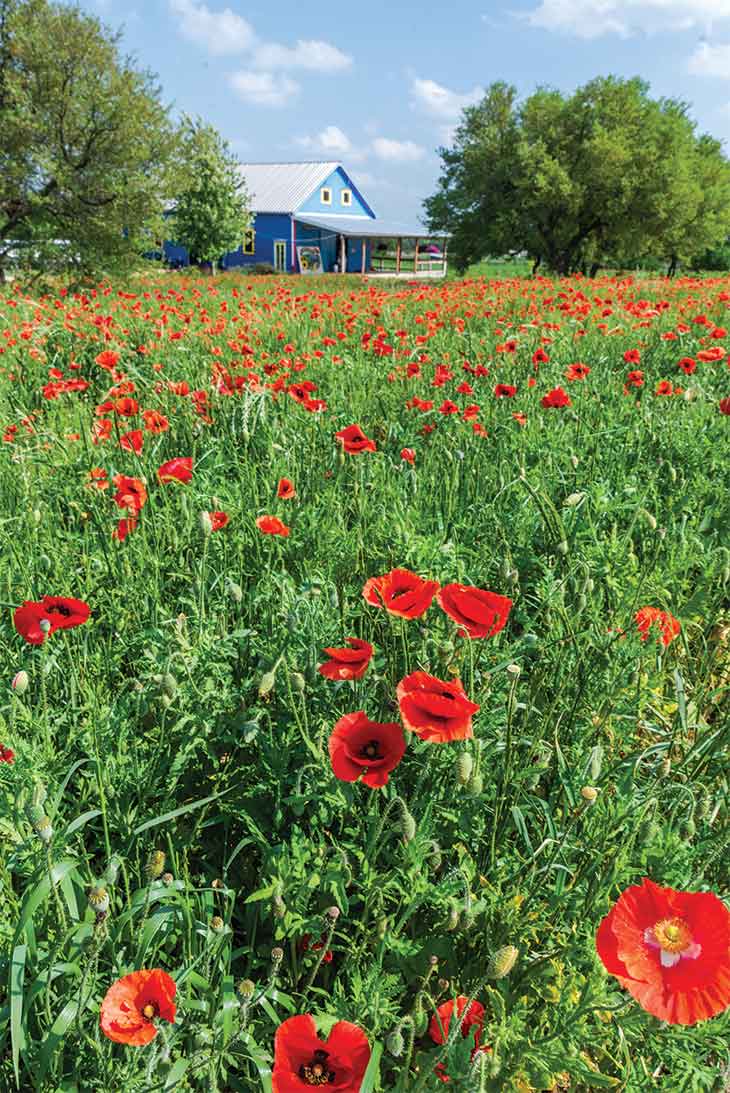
[
  {"left": 271, "top": 946, "right": 284, "bottom": 964},
  {"left": 12, "top": 670, "right": 29, "bottom": 694},
  {"left": 446, "top": 901, "right": 460, "bottom": 931},
  {"left": 638, "top": 819, "right": 657, "bottom": 846},
  {"left": 377, "top": 915, "right": 388, "bottom": 939},
  {"left": 697, "top": 790, "right": 712, "bottom": 821},
  {"left": 225, "top": 578, "right": 243, "bottom": 603},
  {"left": 564, "top": 492, "right": 584, "bottom": 506},
  {"left": 326, "top": 905, "right": 340, "bottom": 920},
  {"left": 39, "top": 553, "right": 52, "bottom": 572},
  {"left": 456, "top": 752, "right": 473, "bottom": 785},
  {"left": 487, "top": 944, "right": 519, "bottom": 979},
  {"left": 211, "top": 877, "right": 223, "bottom": 889},
  {"left": 272, "top": 892, "right": 286, "bottom": 919},
  {"left": 104, "top": 855, "right": 120, "bottom": 885},
  {"left": 145, "top": 849, "right": 166, "bottom": 881},
  {"left": 682, "top": 817, "right": 696, "bottom": 839},
  {"left": 386, "top": 1028, "right": 404, "bottom": 1057},
  {"left": 238, "top": 978, "right": 256, "bottom": 998},
  {"left": 32, "top": 508, "right": 42, "bottom": 525},
  {"left": 576, "top": 594, "right": 587, "bottom": 612},
  {"left": 589, "top": 745, "right": 603, "bottom": 781},
  {"left": 437, "top": 978, "right": 450, "bottom": 992},
  {"left": 25, "top": 802, "right": 45, "bottom": 826},
  {"left": 258, "top": 663, "right": 279, "bottom": 698},
  {"left": 290, "top": 671, "right": 306, "bottom": 694},
  {"left": 556, "top": 539, "right": 569, "bottom": 555},
  {"left": 34, "top": 815, "right": 53, "bottom": 843},
  {"left": 640, "top": 508, "right": 657, "bottom": 530},
  {"left": 88, "top": 886, "right": 110, "bottom": 914},
  {"left": 161, "top": 673, "right": 177, "bottom": 698},
  {"left": 570, "top": 454, "right": 579, "bottom": 468},
  {"left": 199, "top": 511, "right": 213, "bottom": 536},
  {"left": 428, "top": 841, "right": 442, "bottom": 872},
  {"left": 39, "top": 618, "right": 51, "bottom": 635},
  {"left": 506, "top": 663, "right": 521, "bottom": 678},
  {"left": 467, "top": 772, "right": 483, "bottom": 796},
  {"left": 660, "top": 757, "right": 672, "bottom": 777},
  {"left": 500, "top": 557, "right": 511, "bottom": 579},
  {"left": 507, "top": 568, "right": 519, "bottom": 584},
  {"left": 460, "top": 909, "right": 476, "bottom": 930},
  {"left": 581, "top": 786, "right": 599, "bottom": 805},
  {"left": 401, "top": 810, "right": 416, "bottom": 843},
  {"left": 210, "top": 915, "right": 224, "bottom": 932}
]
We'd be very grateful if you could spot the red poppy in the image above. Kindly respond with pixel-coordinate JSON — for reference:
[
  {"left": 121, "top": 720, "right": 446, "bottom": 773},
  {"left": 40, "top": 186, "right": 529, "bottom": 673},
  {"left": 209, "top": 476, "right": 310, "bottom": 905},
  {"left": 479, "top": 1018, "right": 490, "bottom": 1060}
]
[
  {"left": 437, "top": 584, "right": 512, "bottom": 639},
  {"left": 112, "top": 397, "right": 138, "bottom": 417},
  {"left": 625, "top": 370, "right": 644, "bottom": 388},
  {"left": 494, "top": 383, "right": 517, "bottom": 398},
  {"left": 397, "top": 671, "right": 479, "bottom": 743},
  {"left": 207, "top": 511, "right": 229, "bottom": 531},
  {"left": 158, "top": 457, "right": 193, "bottom": 484},
  {"left": 298, "top": 934, "right": 333, "bottom": 963},
  {"left": 429, "top": 996, "right": 486, "bottom": 1083},
  {"left": 541, "top": 386, "right": 572, "bottom": 409},
  {"left": 13, "top": 601, "right": 53, "bottom": 645},
  {"left": 272, "top": 1014, "right": 370, "bottom": 1093},
  {"left": 119, "top": 429, "right": 144, "bottom": 454},
  {"left": 565, "top": 363, "right": 591, "bottom": 381},
  {"left": 256, "top": 515, "right": 290, "bottom": 537},
  {"left": 113, "top": 474, "right": 147, "bottom": 513},
  {"left": 318, "top": 637, "right": 374, "bottom": 681},
  {"left": 719, "top": 398, "right": 730, "bottom": 415},
  {"left": 655, "top": 380, "right": 674, "bottom": 397},
  {"left": 40, "top": 596, "right": 91, "bottom": 632},
  {"left": 277, "top": 477, "right": 296, "bottom": 499},
  {"left": 401, "top": 448, "right": 415, "bottom": 464},
  {"left": 100, "top": 968, "right": 177, "bottom": 1046},
  {"left": 696, "top": 346, "right": 725, "bottom": 362},
  {"left": 142, "top": 409, "right": 169, "bottom": 434},
  {"left": 624, "top": 348, "right": 641, "bottom": 364},
  {"left": 677, "top": 357, "right": 696, "bottom": 375},
  {"left": 595, "top": 878, "right": 730, "bottom": 1025},
  {"left": 94, "top": 350, "right": 120, "bottom": 371},
  {"left": 113, "top": 516, "right": 137, "bottom": 542},
  {"left": 335, "top": 424, "right": 377, "bottom": 454},
  {"left": 328, "top": 711, "right": 406, "bottom": 788},
  {"left": 635, "top": 606, "right": 680, "bottom": 648},
  {"left": 1, "top": 743, "right": 15, "bottom": 764},
  {"left": 363, "top": 568, "right": 439, "bottom": 620}
]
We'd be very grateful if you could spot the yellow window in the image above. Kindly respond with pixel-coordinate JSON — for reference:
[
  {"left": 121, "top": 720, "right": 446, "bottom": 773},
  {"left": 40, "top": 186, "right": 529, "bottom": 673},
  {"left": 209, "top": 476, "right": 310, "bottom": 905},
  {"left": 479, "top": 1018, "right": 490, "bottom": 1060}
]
[{"left": 243, "top": 228, "right": 255, "bottom": 255}]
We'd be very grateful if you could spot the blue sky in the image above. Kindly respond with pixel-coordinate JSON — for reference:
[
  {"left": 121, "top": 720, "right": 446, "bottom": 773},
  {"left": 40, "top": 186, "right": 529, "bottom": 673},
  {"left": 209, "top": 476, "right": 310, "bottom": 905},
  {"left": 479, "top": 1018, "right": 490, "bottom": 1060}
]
[{"left": 81, "top": 0, "right": 730, "bottom": 222}]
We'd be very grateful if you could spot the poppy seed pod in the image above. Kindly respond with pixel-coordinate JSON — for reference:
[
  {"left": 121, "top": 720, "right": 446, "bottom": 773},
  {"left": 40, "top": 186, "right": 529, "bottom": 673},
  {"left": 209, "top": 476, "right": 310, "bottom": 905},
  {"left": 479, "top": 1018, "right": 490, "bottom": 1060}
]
[
  {"left": 225, "top": 578, "right": 243, "bottom": 604},
  {"left": 211, "top": 915, "right": 224, "bottom": 932},
  {"left": 11, "top": 670, "right": 29, "bottom": 694},
  {"left": 271, "top": 946, "right": 284, "bottom": 964},
  {"left": 161, "top": 673, "right": 177, "bottom": 698},
  {"left": 34, "top": 816, "right": 54, "bottom": 843},
  {"left": 145, "top": 849, "right": 166, "bottom": 881},
  {"left": 581, "top": 786, "right": 599, "bottom": 804},
  {"left": 290, "top": 671, "right": 306, "bottom": 694},
  {"left": 238, "top": 978, "right": 256, "bottom": 998},
  {"left": 487, "top": 944, "right": 519, "bottom": 979},
  {"left": 88, "top": 886, "right": 110, "bottom": 914},
  {"left": 467, "top": 772, "right": 484, "bottom": 796}
]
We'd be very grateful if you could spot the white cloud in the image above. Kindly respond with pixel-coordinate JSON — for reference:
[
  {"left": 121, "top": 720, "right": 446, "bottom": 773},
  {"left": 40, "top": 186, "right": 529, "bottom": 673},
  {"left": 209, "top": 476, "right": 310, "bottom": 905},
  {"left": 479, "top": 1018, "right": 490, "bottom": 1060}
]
[
  {"left": 687, "top": 40, "right": 730, "bottom": 76},
  {"left": 253, "top": 39, "right": 352, "bottom": 72},
  {"left": 296, "top": 125, "right": 352, "bottom": 154},
  {"left": 169, "top": 0, "right": 255, "bottom": 54},
  {"left": 229, "top": 71, "right": 300, "bottom": 107},
  {"left": 372, "top": 137, "right": 425, "bottom": 162},
  {"left": 526, "top": 0, "right": 730, "bottom": 38},
  {"left": 411, "top": 77, "right": 484, "bottom": 120}
]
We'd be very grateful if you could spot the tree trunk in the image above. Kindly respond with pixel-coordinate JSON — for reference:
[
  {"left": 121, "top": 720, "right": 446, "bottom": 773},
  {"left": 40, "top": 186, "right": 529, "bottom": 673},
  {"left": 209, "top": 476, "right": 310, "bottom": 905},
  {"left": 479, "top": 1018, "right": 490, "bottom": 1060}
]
[
  {"left": 667, "top": 254, "right": 677, "bottom": 277},
  {"left": 531, "top": 255, "right": 541, "bottom": 276},
  {"left": 589, "top": 262, "right": 600, "bottom": 278}
]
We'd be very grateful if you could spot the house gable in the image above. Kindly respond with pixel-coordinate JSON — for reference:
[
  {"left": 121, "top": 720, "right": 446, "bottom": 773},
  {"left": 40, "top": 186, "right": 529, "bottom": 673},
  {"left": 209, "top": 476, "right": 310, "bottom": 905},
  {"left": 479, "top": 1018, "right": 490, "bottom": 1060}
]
[{"left": 296, "top": 166, "right": 375, "bottom": 218}]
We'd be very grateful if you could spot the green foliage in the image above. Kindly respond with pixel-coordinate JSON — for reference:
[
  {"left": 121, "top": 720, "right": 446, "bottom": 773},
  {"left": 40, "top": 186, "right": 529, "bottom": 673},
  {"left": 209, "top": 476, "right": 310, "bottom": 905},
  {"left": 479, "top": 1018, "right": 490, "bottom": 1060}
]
[
  {"left": 0, "top": 0, "right": 178, "bottom": 280},
  {"left": 426, "top": 76, "right": 730, "bottom": 276},
  {"left": 170, "top": 116, "right": 250, "bottom": 270}
]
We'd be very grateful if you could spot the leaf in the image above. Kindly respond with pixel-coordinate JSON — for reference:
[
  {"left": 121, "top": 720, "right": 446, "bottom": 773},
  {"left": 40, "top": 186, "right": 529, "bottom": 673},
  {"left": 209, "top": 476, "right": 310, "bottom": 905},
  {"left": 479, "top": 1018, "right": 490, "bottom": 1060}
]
[
  {"left": 221, "top": 974, "right": 238, "bottom": 1045},
  {"left": 13, "top": 860, "right": 77, "bottom": 946},
  {"left": 359, "top": 1041, "right": 382, "bottom": 1092},
  {"left": 37, "top": 998, "right": 80, "bottom": 1087},
  {"left": 163, "top": 1058, "right": 189, "bottom": 1090},
  {"left": 132, "top": 784, "right": 237, "bottom": 834},
  {"left": 10, "top": 944, "right": 26, "bottom": 1089},
  {"left": 63, "top": 809, "right": 102, "bottom": 839},
  {"left": 245, "top": 883, "right": 276, "bottom": 904}
]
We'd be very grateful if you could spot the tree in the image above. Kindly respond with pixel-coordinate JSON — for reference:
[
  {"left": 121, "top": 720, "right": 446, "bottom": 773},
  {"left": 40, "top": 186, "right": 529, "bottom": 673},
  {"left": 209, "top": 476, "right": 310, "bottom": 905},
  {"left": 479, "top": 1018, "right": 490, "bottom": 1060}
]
[
  {"left": 425, "top": 76, "right": 730, "bottom": 276},
  {"left": 170, "top": 118, "right": 250, "bottom": 273},
  {"left": 0, "top": 0, "right": 178, "bottom": 279}
]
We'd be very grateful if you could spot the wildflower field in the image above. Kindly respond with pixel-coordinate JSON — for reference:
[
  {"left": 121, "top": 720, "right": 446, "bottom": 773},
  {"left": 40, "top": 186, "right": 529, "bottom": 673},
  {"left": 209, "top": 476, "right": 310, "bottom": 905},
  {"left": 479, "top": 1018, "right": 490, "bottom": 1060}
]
[{"left": 0, "top": 271, "right": 728, "bottom": 1092}]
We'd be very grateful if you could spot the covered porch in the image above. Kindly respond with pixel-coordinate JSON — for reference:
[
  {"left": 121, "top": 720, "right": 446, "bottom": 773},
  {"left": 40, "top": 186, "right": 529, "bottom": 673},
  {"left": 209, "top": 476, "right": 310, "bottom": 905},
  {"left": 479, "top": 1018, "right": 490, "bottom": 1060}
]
[{"left": 292, "top": 214, "right": 448, "bottom": 277}]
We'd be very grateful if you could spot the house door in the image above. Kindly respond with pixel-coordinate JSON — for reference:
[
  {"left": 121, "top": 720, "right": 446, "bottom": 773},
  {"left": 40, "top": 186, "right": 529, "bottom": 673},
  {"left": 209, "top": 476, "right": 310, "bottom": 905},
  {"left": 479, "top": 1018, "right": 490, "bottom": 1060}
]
[{"left": 274, "top": 240, "right": 287, "bottom": 272}]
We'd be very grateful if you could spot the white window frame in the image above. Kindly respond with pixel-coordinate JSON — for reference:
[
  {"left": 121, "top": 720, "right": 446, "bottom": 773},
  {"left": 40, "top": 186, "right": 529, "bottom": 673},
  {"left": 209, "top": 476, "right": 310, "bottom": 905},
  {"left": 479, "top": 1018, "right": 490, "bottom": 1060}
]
[
  {"left": 320, "top": 187, "right": 332, "bottom": 205},
  {"left": 341, "top": 189, "right": 352, "bottom": 207},
  {"left": 273, "top": 239, "right": 287, "bottom": 272}
]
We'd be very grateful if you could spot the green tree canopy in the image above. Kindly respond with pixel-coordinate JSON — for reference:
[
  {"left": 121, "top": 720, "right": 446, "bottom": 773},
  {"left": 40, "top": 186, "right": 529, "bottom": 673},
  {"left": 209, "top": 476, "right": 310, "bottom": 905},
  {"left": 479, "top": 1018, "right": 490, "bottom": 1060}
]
[
  {"left": 0, "top": 0, "right": 179, "bottom": 279},
  {"left": 425, "top": 76, "right": 730, "bottom": 276},
  {"left": 170, "top": 117, "right": 250, "bottom": 272}
]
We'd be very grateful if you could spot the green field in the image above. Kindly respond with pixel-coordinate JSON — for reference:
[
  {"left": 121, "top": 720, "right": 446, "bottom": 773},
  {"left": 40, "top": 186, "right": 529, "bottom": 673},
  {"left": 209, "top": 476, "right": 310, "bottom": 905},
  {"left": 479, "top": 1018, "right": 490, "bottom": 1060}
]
[{"left": 0, "top": 271, "right": 728, "bottom": 1091}]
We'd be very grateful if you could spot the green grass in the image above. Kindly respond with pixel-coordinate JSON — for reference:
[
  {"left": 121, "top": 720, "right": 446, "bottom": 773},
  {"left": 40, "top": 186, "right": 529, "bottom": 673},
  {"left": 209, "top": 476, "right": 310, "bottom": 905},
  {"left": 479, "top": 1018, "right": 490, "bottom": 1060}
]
[{"left": 0, "top": 270, "right": 728, "bottom": 1091}]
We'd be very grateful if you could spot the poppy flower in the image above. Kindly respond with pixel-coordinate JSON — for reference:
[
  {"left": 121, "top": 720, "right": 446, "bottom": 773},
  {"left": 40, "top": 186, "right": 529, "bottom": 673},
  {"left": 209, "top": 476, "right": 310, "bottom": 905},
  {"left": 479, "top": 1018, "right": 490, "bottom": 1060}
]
[
  {"left": 119, "top": 429, "right": 144, "bottom": 455},
  {"left": 13, "top": 601, "right": 53, "bottom": 645},
  {"left": 1, "top": 743, "right": 15, "bottom": 764},
  {"left": 335, "top": 424, "right": 377, "bottom": 454},
  {"left": 207, "top": 511, "right": 229, "bottom": 531},
  {"left": 41, "top": 596, "right": 91, "bottom": 632},
  {"left": 298, "top": 934, "right": 333, "bottom": 963},
  {"left": 112, "top": 397, "right": 138, "bottom": 417},
  {"left": 429, "top": 996, "right": 486, "bottom": 1083},
  {"left": 142, "top": 409, "right": 169, "bottom": 434},
  {"left": 494, "top": 383, "right": 517, "bottom": 398},
  {"left": 677, "top": 357, "right": 696, "bottom": 375},
  {"left": 595, "top": 877, "right": 730, "bottom": 1025},
  {"left": 397, "top": 671, "right": 479, "bottom": 743},
  {"left": 256, "top": 515, "right": 290, "bottom": 537},
  {"left": 272, "top": 1014, "right": 370, "bottom": 1093},
  {"left": 363, "top": 568, "right": 439, "bottom": 620},
  {"left": 635, "top": 606, "right": 680, "bottom": 648},
  {"left": 719, "top": 398, "right": 730, "bottom": 415},
  {"left": 565, "top": 363, "right": 590, "bottom": 381},
  {"left": 113, "top": 474, "right": 147, "bottom": 513},
  {"left": 318, "top": 637, "right": 373, "bottom": 681},
  {"left": 328, "top": 711, "right": 406, "bottom": 788},
  {"left": 100, "top": 968, "right": 177, "bottom": 1046},
  {"left": 655, "top": 380, "right": 674, "bottom": 397},
  {"left": 401, "top": 448, "right": 415, "bottom": 465},
  {"left": 113, "top": 516, "right": 137, "bottom": 542},
  {"left": 158, "top": 457, "right": 193, "bottom": 484},
  {"left": 94, "top": 349, "right": 120, "bottom": 370},
  {"left": 541, "top": 386, "right": 572, "bottom": 409},
  {"left": 437, "top": 584, "right": 513, "bottom": 639},
  {"left": 625, "top": 370, "right": 644, "bottom": 388},
  {"left": 277, "top": 477, "right": 296, "bottom": 499},
  {"left": 624, "top": 349, "right": 641, "bottom": 364}
]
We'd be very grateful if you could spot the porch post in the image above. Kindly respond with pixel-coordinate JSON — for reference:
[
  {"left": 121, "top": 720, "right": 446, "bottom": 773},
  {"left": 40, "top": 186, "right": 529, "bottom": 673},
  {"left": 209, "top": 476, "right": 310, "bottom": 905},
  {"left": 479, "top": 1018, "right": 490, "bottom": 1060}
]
[
  {"left": 414, "top": 238, "right": 420, "bottom": 275},
  {"left": 339, "top": 234, "right": 346, "bottom": 273},
  {"left": 396, "top": 238, "right": 402, "bottom": 275},
  {"left": 291, "top": 217, "right": 297, "bottom": 273},
  {"left": 361, "top": 238, "right": 366, "bottom": 274},
  {"left": 442, "top": 236, "right": 448, "bottom": 276}
]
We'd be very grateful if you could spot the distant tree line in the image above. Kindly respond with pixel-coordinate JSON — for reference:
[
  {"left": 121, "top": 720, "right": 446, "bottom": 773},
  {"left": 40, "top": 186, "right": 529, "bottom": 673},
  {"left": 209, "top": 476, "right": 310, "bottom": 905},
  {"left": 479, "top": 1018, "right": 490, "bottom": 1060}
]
[
  {"left": 0, "top": 0, "right": 248, "bottom": 281},
  {"left": 425, "top": 76, "right": 730, "bottom": 277}
]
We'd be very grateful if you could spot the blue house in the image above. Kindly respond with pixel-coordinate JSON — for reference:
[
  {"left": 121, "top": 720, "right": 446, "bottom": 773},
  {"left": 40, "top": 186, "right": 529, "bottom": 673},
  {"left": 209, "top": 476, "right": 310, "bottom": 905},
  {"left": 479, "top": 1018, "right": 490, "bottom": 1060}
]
[{"left": 161, "top": 161, "right": 447, "bottom": 276}]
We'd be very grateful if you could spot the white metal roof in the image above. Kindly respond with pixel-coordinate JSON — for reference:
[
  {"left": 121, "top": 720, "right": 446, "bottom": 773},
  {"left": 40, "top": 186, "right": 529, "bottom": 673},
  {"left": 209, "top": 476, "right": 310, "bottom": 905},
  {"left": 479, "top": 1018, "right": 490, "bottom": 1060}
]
[
  {"left": 295, "top": 213, "right": 434, "bottom": 239},
  {"left": 237, "top": 162, "right": 341, "bottom": 213}
]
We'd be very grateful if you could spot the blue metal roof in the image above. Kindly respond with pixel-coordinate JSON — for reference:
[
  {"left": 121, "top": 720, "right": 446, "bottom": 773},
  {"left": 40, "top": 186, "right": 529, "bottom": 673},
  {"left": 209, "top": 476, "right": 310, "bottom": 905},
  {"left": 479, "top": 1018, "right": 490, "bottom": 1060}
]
[{"left": 294, "top": 213, "right": 435, "bottom": 239}]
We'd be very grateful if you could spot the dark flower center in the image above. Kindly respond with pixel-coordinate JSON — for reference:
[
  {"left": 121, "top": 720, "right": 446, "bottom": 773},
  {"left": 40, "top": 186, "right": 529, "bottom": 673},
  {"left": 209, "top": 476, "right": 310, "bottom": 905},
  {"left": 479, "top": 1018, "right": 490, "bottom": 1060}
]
[
  {"left": 47, "top": 603, "right": 72, "bottom": 617},
  {"left": 141, "top": 1002, "right": 159, "bottom": 1021},
  {"left": 299, "top": 1049, "right": 335, "bottom": 1085},
  {"left": 360, "top": 740, "right": 382, "bottom": 761}
]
